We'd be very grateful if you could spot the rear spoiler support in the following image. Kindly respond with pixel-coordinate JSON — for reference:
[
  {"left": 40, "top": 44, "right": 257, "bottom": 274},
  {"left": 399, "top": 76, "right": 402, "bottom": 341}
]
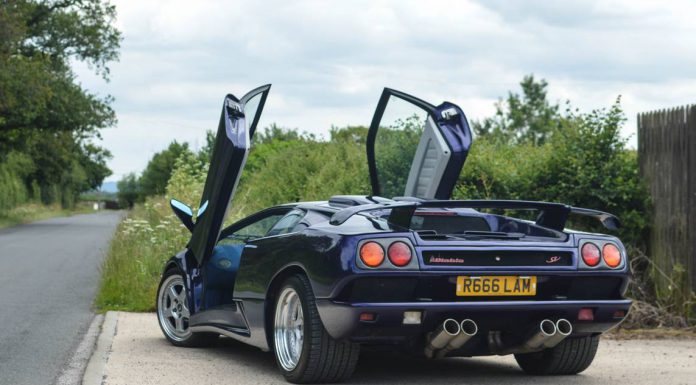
[{"left": 329, "top": 199, "right": 620, "bottom": 231}]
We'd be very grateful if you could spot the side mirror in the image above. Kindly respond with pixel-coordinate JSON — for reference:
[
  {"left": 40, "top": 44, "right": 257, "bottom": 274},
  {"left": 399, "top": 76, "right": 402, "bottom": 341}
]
[{"left": 170, "top": 198, "right": 195, "bottom": 233}]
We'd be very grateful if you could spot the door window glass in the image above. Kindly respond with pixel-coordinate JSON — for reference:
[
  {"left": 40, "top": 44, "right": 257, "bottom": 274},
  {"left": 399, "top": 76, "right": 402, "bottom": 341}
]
[
  {"left": 266, "top": 210, "right": 305, "bottom": 237},
  {"left": 219, "top": 214, "right": 285, "bottom": 245},
  {"left": 243, "top": 92, "right": 262, "bottom": 134},
  {"left": 374, "top": 96, "right": 430, "bottom": 198}
]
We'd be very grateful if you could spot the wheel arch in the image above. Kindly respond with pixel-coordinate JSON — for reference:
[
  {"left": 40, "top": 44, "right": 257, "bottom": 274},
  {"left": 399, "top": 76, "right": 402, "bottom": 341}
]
[
  {"left": 264, "top": 264, "right": 311, "bottom": 350},
  {"left": 163, "top": 259, "right": 183, "bottom": 274}
]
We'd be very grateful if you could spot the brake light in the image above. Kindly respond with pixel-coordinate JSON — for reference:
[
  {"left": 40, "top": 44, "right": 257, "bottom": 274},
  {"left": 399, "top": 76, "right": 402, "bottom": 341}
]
[
  {"left": 603, "top": 244, "right": 622, "bottom": 268},
  {"left": 360, "top": 241, "right": 384, "bottom": 267},
  {"left": 387, "top": 241, "right": 412, "bottom": 267},
  {"left": 581, "top": 243, "right": 600, "bottom": 267}
]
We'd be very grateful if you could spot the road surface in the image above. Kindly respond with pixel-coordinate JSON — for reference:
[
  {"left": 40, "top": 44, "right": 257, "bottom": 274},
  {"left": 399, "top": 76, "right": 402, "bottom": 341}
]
[
  {"left": 0, "top": 212, "right": 122, "bottom": 385},
  {"left": 92, "top": 312, "right": 696, "bottom": 385}
]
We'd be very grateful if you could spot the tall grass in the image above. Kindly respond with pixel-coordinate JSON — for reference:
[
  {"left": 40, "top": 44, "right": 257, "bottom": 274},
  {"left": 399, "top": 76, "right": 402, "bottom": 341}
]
[{"left": 94, "top": 199, "right": 190, "bottom": 311}]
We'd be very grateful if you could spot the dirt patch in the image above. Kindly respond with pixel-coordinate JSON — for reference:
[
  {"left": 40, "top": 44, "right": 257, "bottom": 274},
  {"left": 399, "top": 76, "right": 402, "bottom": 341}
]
[{"left": 607, "top": 327, "right": 696, "bottom": 340}]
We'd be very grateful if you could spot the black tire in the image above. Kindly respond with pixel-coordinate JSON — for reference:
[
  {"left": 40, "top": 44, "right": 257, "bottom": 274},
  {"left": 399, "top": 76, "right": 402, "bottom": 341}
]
[
  {"left": 514, "top": 335, "right": 600, "bottom": 375},
  {"left": 156, "top": 268, "right": 218, "bottom": 347},
  {"left": 273, "top": 274, "right": 360, "bottom": 383}
]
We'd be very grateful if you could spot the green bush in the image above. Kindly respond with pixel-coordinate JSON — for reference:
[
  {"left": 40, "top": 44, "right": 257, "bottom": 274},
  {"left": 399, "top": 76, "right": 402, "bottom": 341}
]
[
  {"left": 458, "top": 100, "right": 649, "bottom": 249},
  {"left": 0, "top": 152, "right": 32, "bottom": 212}
]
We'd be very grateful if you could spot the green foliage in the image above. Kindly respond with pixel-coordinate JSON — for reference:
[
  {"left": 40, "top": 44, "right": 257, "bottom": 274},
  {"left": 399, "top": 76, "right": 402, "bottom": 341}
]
[
  {"left": 139, "top": 141, "right": 192, "bottom": 198},
  {"left": 462, "top": 76, "right": 649, "bottom": 249},
  {"left": 0, "top": 0, "right": 120, "bottom": 212},
  {"left": 0, "top": 202, "right": 92, "bottom": 229},
  {"left": 166, "top": 125, "right": 369, "bottom": 221},
  {"left": 231, "top": 132, "right": 369, "bottom": 220},
  {"left": 473, "top": 75, "right": 561, "bottom": 146},
  {"left": 165, "top": 150, "right": 208, "bottom": 216},
  {"left": 374, "top": 115, "right": 424, "bottom": 198},
  {"left": 95, "top": 199, "right": 189, "bottom": 311},
  {"left": 0, "top": 152, "right": 31, "bottom": 211},
  {"left": 117, "top": 173, "right": 140, "bottom": 209},
  {"left": 253, "top": 123, "right": 315, "bottom": 145}
]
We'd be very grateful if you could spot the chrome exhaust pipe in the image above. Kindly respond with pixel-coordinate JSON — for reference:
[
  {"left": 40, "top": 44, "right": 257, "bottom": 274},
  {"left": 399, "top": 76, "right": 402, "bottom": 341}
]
[
  {"left": 436, "top": 319, "right": 478, "bottom": 358},
  {"left": 543, "top": 319, "right": 572, "bottom": 348},
  {"left": 522, "top": 319, "right": 557, "bottom": 350},
  {"left": 424, "top": 319, "right": 460, "bottom": 358}
]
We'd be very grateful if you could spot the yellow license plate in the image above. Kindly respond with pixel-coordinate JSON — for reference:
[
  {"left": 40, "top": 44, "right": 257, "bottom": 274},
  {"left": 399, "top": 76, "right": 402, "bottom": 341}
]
[{"left": 456, "top": 276, "right": 537, "bottom": 296}]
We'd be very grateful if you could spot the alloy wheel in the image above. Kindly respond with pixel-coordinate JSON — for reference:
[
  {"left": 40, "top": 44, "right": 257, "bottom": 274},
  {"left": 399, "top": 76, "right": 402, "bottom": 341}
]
[
  {"left": 274, "top": 286, "right": 305, "bottom": 371},
  {"left": 157, "top": 274, "right": 192, "bottom": 342}
]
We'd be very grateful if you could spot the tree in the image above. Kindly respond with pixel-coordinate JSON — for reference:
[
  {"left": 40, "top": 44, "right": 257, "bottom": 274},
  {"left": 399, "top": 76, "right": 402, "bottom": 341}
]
[
  {"left": 473, "top": 75, "right": 561, "bottom": 146},
  {"left": 139, "top": 141, "right": 193, "bottom": 198},
  {"left": 117, "top": 173, "right": 139, "bottom": 209},
  {"left": 0, "top": 0, "right": 120, "bottom": 208},
  {"left": 253, "top": 123, "right": 312, "bottom": 145}
]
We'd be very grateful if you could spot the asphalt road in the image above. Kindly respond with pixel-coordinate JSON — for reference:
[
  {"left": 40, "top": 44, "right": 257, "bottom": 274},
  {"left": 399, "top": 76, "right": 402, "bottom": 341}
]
[
  {"left": 97, "top": 312, "right": 696, "bottom": 385},
  {"left": 0, "top": 212, "right": 122, "bottom": 385}
]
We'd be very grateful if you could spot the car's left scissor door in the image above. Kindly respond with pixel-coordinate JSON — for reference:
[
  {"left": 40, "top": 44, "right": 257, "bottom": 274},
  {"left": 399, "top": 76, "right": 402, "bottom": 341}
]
[{"left": 187, "top": 85, "right": 271, "bottom": 266}]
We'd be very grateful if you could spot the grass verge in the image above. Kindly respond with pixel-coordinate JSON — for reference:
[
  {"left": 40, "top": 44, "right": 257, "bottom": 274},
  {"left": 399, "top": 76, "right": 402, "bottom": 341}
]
[
  {"left": 95, "top": 198, "right": 189, "bottom": 312},
  {"left": 0, "top": 203, "right": 94, "bottom": 229}
]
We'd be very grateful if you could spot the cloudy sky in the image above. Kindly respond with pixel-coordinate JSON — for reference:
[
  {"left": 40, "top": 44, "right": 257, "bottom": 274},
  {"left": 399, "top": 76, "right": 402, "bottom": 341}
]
[{"left": 75, "top": 0, "right": 696, "bottom": 182}]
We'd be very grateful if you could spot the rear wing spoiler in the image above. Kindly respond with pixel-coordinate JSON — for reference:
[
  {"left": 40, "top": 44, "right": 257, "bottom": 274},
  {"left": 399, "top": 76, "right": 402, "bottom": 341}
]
[{"left": 328, "top": 199, "right": 621, "bottom": 232}]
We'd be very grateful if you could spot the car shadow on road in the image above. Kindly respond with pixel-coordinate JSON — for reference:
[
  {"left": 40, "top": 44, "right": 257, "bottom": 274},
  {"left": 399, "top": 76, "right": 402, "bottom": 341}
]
[{"left": 206, "top": 337, "right": 601, "bottom": 385}]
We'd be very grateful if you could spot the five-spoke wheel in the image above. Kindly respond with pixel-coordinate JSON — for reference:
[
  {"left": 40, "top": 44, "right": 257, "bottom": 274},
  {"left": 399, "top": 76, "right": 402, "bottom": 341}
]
[
  {"left": 156, "top": 268, "right": 217, "bottom": 347},
  {"left": 272, "top": 275, "right": 359, "bottom": 383},
  {"left": 274, "top": 286, "right": 305, "bottom": 371},
  {"left": 157, "top": 274, "right": 192, "bottom": 342}
]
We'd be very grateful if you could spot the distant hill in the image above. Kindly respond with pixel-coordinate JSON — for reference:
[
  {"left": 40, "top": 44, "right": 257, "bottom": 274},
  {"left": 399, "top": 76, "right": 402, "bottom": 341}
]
[{"left": 100, "top": 181, "right": 118, "bottom": 193}]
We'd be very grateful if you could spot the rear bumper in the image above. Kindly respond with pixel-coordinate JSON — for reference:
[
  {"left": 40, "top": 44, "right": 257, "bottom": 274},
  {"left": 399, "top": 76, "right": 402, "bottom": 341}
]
[{"left": 316, "top": 298, "right": 632, "bottom": 342}]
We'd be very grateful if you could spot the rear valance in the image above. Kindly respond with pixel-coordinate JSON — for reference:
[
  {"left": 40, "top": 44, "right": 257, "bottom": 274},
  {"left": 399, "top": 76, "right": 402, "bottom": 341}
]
[{"left": 328, "top": 199, "right": 620, "bottom": 232}]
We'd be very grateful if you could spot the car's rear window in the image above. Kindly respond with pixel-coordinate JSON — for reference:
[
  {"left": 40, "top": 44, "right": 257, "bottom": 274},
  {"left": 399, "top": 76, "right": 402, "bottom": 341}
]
[{"left": 410, "top": 214, "right": 490, "bottom": 233}]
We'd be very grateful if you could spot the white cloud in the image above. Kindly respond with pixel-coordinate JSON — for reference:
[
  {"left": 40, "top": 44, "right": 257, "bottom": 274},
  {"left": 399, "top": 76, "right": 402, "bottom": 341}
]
[{"left": 75, "top": 0, "right": 696, "bottom": 180}]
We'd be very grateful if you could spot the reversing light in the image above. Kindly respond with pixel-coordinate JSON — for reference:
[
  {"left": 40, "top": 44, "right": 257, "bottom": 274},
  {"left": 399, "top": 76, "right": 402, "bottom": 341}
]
[
  {"left": 403, "top": 311, "right": 422, "bottom": 325},
  {"left": 581, "top": 243, "right": 601, "bottom": 267},
  {"left": 387, "top": 241, "right": 412, "bottom": 267},
  {"left": 603, "top": 244, "right": 622, "bottom": 268},
  {"left": 360, "top": 241, "right": 384, "bottom": 268}
]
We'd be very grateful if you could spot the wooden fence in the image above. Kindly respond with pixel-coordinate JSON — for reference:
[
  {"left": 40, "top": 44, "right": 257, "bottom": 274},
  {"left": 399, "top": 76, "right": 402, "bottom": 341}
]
[{"left": 637, "top": 106, "right": 696, "bottom": 307}]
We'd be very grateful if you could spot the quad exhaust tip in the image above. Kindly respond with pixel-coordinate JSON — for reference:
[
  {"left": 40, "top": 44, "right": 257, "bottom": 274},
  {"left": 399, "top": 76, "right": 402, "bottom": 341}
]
[
  {"left": 523, "top": 319, "right": 557, "bottom": 350},
  {"left": 460, "top": 319, "right": 478, "bottom": 336},
  {"left": 556, "top": 319, "right": 572, "bottom": 336},
  {"left": 542, "top": 318, "right": 573, "bottom": 348},
  {"left": 492, "top": 318, "right": 573, "bottom": 354},
  {"left": 425, "top": 318, "right": 478, "bottom": 358},
  {"left": 428, "top": 318, "right": 572, "bottom": 358}
]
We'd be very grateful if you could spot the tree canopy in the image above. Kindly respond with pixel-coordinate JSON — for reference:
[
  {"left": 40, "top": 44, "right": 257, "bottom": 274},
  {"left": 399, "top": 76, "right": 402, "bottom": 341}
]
[
  {"left": 0, "top": 0, "right": 121, "bottom": 209},
  {"left": 472, "top": 75, "right": 561, "bottom": 146}
]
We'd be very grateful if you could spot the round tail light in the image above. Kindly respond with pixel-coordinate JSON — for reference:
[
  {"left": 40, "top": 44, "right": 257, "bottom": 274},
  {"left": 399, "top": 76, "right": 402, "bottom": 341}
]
[
  {"left": 387, "top": 241, "right": 412, "bottom": 267},
  {"left": 602, "top": 244, "right": 622, "bottom": 268},
  {"left": 581, "top": 243, "right": 600, "bottom": 267},
  {"left": 360, "top": 241, "right": 384, "bottom": 267}
]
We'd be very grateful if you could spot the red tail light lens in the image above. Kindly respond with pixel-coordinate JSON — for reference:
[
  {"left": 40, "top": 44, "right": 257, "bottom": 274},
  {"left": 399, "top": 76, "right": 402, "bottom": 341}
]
[
  {"left": 360, "top": 241, "right": 384, "bottom": 267},
  {"left": 387, "top": 241, "right": 412, "bottom": 267},
  {"left": 581, "top": 243, "right": 600, "bottom": 267},
  {"left": 603, "top": 244, "right": 622, "bottom": 268}
]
